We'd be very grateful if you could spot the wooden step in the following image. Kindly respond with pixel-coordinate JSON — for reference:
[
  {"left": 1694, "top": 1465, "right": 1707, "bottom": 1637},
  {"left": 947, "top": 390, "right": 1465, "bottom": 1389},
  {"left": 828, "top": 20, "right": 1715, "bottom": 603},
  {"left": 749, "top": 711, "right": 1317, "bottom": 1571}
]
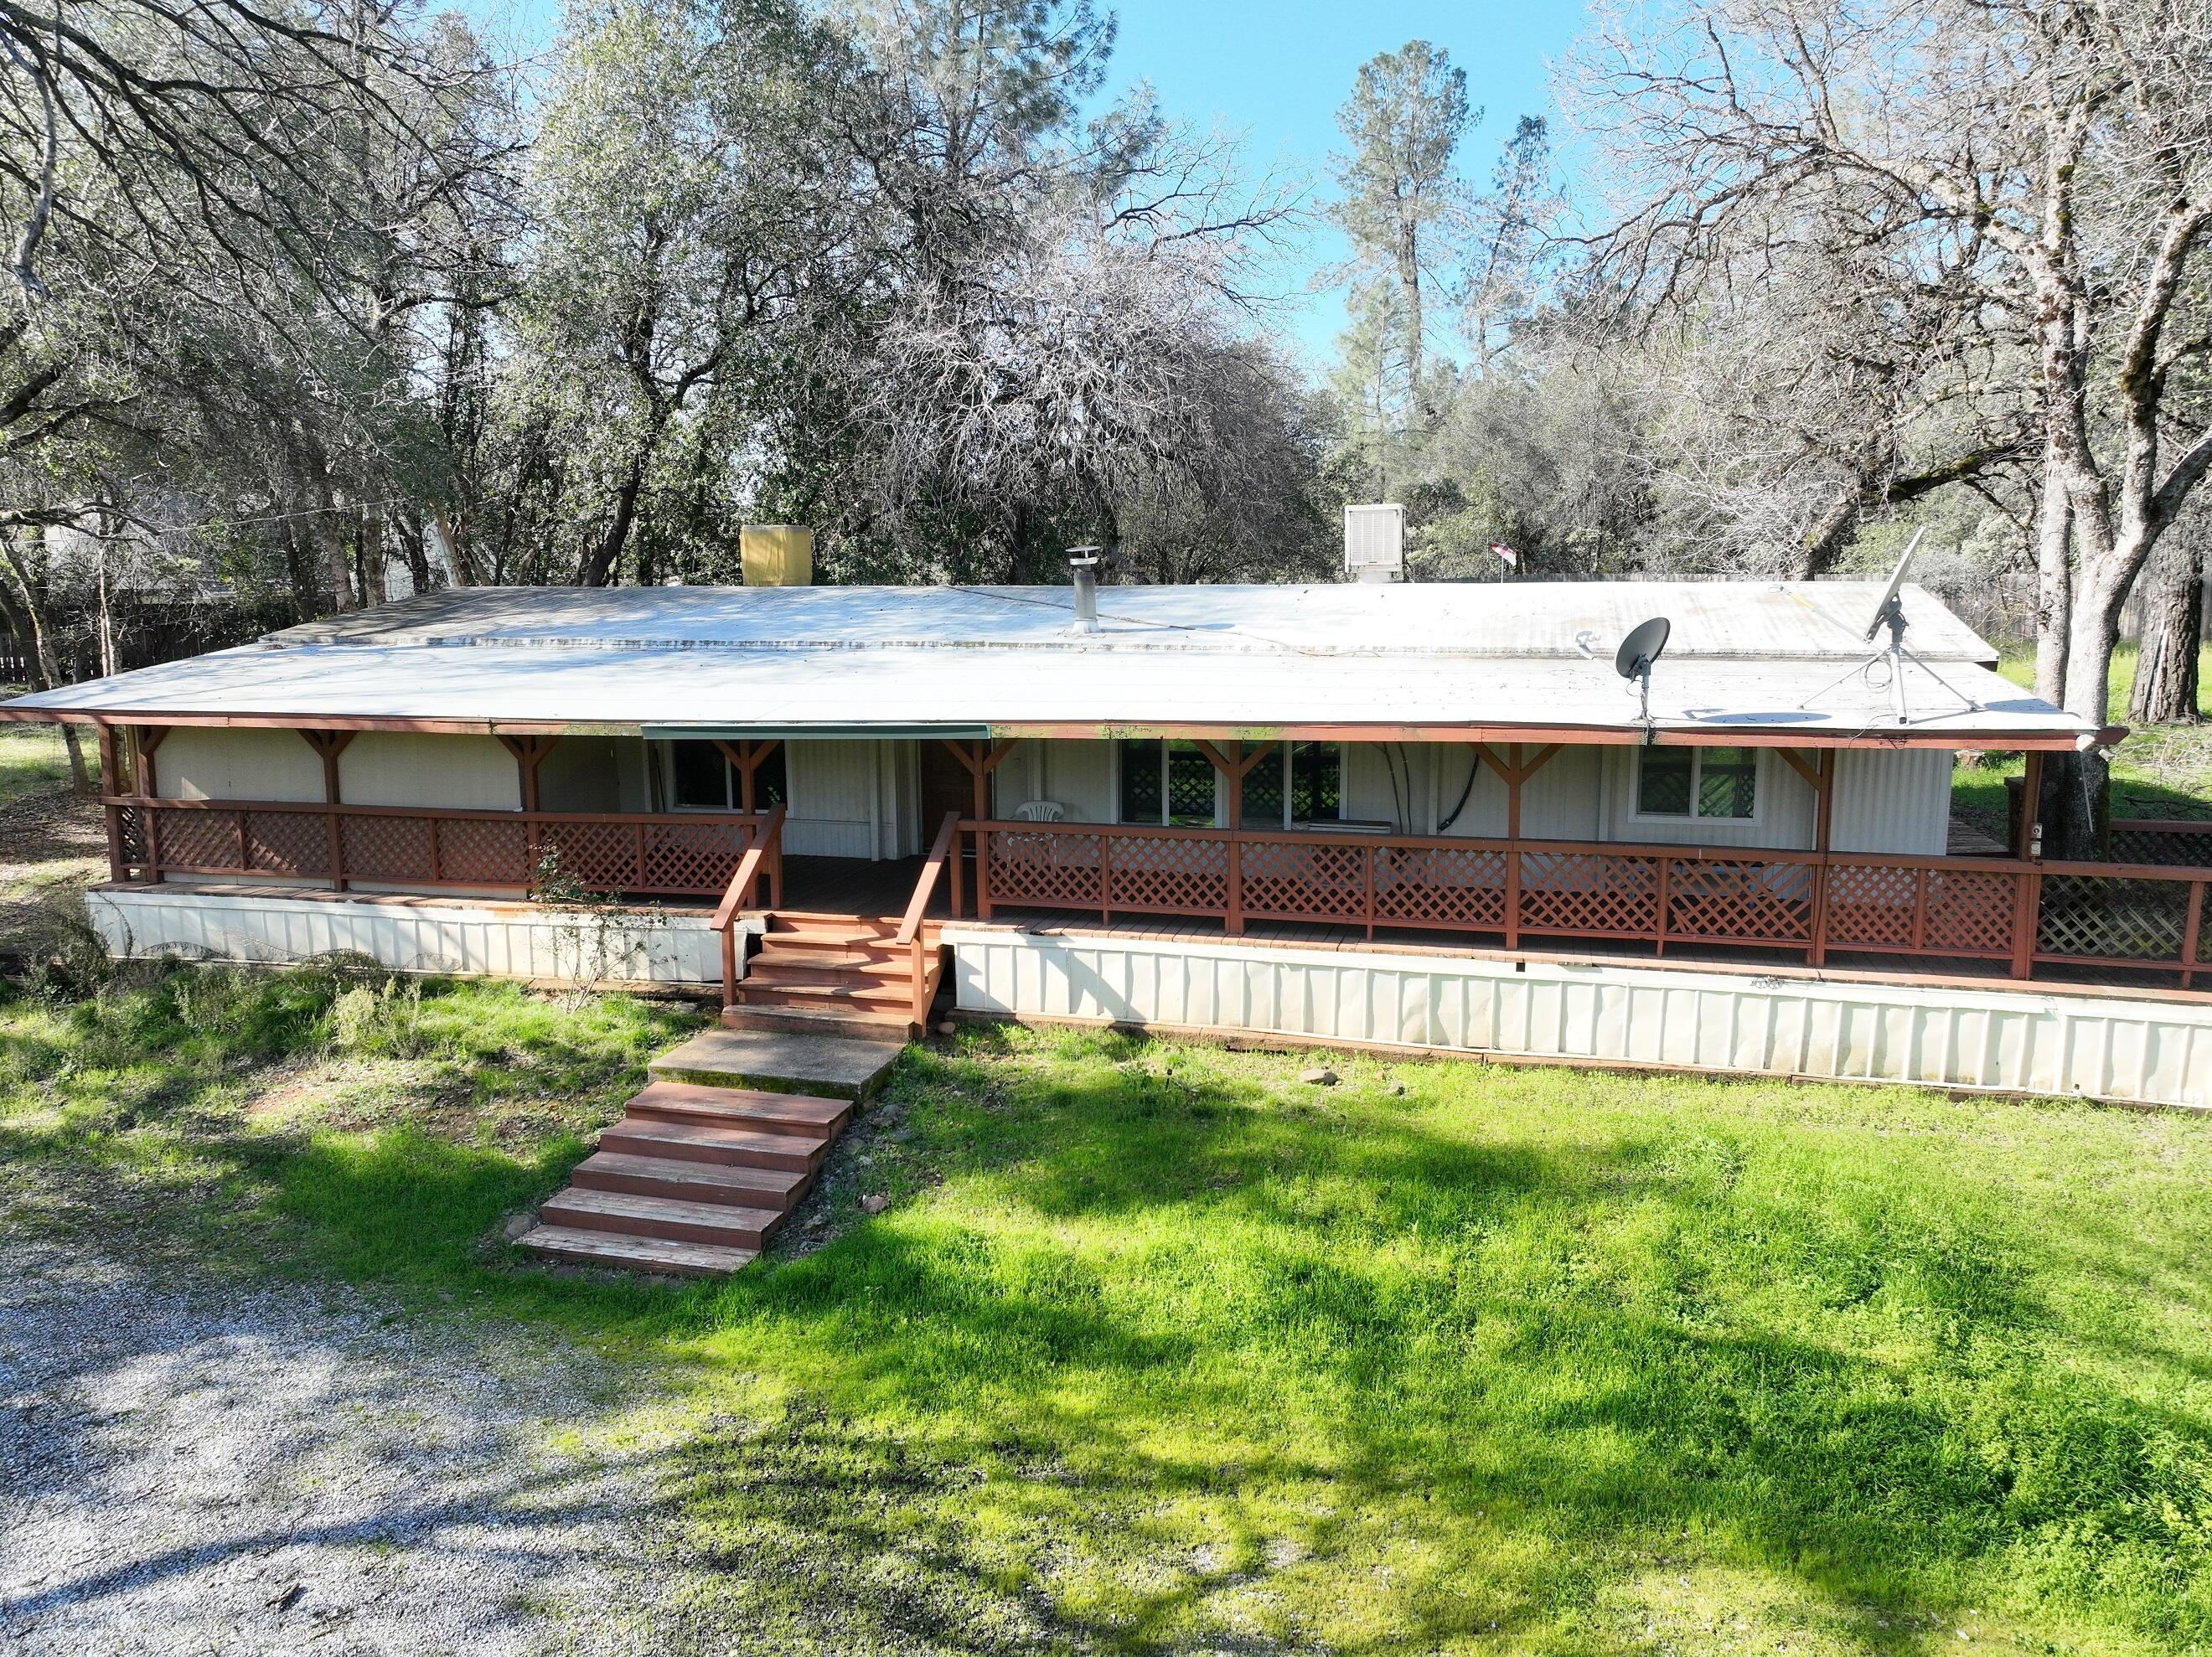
[
  {"left": 570, "top": 1149, "right": 812, "bottom": 1211},
  {"left": 740, "top": 978, "right": 913, "bottom": 1010},
  {"left": 623, "top": 1080, "right": 853, "bottom": 1138},
  {"left": 767, "top": 913, "right": 902, "bottom": 942},
  {"left": 598, "top": 1117, "right": 830, "bottom": 1171},
  {"left": 747, "top": 947, "right": 902, "bottom": 975},
  {"left": 744, "top": 959, "right": 910, "bottom": 989},
  {"left": 514, "top": 1224, "right": 756, "bottom": 1277},
  {"left": 541, "top": 1187, "right": 781, "bottom": 1248},
  {"left": 651, "top": 1027, "right": 906, "bottom": 1097},
  {"left": 720, "top": 1004, "right": 915, "bottom": 1040}
]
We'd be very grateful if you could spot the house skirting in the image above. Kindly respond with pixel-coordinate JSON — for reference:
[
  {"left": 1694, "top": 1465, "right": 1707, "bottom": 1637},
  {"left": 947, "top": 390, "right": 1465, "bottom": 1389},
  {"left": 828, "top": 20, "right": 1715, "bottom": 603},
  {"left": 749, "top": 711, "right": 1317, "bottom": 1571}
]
[
  {"left": 87, "top": 885, "right": 758, "bottom": 989},
  {"left": 943, "top": 926, "right": 2212, "bottom": 1112}
]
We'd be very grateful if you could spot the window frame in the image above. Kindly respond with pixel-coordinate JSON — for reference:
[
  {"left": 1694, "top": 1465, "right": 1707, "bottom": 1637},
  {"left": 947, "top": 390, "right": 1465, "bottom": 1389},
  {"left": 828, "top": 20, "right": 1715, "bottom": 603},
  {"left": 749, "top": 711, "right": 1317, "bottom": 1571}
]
[
  {"left": 659, "top": 740, "right": 788, "bottom": 813},
  {"left": 1113, "top": 740, "right": 1345, "bottom": 829},
  {"left": 1627, "top": 744, "right": 1765, "bottom": 829}
]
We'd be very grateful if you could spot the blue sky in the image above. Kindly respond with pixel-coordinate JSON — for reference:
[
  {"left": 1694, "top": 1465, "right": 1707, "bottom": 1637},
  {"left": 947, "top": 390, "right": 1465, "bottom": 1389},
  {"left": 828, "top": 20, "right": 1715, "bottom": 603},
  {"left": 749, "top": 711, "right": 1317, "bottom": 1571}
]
[{"left": 462, "top": 0, "right": 1594, "bottom": 365}]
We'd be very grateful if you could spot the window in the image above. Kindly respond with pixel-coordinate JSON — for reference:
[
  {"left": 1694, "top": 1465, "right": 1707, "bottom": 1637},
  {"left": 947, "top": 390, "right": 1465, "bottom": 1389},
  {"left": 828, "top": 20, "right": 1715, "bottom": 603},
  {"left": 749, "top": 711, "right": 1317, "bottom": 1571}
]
[
  {"left": 1119, "top": 740, "right": 1342, "bottom": 828},
  {"left": 1119, "top": 740, "right": 1218, "bottom": 825},
  {"left": 1636, "top": 746, "right": 1756, "bottom": 820},
  {"left": 666, "top": 741, "right": 786, "bottom": 810}
]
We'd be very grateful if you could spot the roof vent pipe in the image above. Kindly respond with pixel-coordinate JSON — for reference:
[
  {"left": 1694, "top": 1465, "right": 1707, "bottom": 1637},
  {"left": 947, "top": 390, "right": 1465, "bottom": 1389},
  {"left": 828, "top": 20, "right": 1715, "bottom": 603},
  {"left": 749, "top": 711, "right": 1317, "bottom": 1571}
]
[{"left": 1068, "top": 547, "right": 1101, "bottom": 634}]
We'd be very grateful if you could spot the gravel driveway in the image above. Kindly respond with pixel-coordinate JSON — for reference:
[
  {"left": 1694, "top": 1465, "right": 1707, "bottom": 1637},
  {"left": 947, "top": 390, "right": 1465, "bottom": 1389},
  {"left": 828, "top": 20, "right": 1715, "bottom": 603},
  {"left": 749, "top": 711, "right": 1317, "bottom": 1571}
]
[{"left": 0, "top": 1237, "right": 689, "bottom": 1655}]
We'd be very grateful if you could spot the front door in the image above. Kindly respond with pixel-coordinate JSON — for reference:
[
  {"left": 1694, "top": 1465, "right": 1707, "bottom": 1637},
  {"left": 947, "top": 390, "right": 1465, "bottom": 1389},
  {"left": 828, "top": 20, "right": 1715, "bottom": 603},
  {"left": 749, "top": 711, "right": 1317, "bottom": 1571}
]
[{"left": 919, "top": 740, "right": 975, "bottom": 828}]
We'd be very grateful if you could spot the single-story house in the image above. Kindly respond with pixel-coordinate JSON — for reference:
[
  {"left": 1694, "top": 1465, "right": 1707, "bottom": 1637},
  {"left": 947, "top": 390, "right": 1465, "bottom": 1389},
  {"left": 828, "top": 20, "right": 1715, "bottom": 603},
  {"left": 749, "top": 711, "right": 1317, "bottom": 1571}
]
[{"left": 6, "top": 576, "right": 2209, "bottom": 1112}]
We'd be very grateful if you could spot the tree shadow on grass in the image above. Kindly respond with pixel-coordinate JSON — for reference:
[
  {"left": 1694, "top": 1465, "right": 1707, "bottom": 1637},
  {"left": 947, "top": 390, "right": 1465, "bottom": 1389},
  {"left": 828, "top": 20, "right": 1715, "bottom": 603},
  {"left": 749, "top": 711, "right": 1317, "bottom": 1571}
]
[{"left": 636, "top": 1035, "right": 2212, "bottom": 1652}]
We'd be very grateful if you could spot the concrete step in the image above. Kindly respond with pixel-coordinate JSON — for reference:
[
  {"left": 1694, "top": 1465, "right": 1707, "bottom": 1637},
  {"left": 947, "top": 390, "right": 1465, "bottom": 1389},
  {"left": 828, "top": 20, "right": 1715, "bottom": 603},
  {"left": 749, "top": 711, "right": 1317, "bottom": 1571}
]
[
  {"left": 570, "top": 1149, "right": 811, "bottom": 1211},
  {"left": 514, "top": 1224, "right": 756, "bottom": 1277},
  {"left": 654, "top": 1026, "right": 908, "bottom": 1094},
  {"left": 597, "top": 1117, "right": 829, "bottom": 1172},
  {"left": 540, "top": 1187, "right": 781, "bottom": 1249},
  {"left": 623, "top": 1080, "right": 852, "bottom": 1138},
  {"left": 719, "top": 1004, "right": 915, "bottom": 1041}
]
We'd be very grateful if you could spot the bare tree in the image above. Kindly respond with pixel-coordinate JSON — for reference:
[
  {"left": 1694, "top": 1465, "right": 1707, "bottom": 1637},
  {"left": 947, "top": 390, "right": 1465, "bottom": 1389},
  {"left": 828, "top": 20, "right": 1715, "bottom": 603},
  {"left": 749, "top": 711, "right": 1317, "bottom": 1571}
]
[{"left": 1569, "top": 0, "right": 2212, "bottom": 849}]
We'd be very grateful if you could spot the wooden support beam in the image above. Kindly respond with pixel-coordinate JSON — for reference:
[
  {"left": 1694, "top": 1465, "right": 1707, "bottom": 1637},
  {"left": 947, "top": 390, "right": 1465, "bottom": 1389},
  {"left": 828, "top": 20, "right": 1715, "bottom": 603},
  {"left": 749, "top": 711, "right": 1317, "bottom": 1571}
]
[
  {"left": 713, "top": 737, "right": 783, "bottom": 813},
  {"left": 941, "top": 737, "right": 1017, "bottom": 821},
  {"left": 298, "top": 729, "right": 357, "bottom": 890},
  {"left": 497, "top": 732, "right": 560, "bottom": 813},
  {"left": 2018, "top": 750, "right": 2044, "bottom": 860},
  {"left": 96, "top": 725, "right": 125, "bottom": 883}
]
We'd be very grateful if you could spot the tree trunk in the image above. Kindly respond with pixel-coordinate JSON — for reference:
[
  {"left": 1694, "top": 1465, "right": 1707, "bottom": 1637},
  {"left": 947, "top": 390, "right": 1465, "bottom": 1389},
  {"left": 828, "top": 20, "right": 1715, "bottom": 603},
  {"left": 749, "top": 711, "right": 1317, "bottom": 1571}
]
[
  {"left": 359, "top": 502, "right": 389, "bottom": 606},
  {"left": 2033, "top": 458, "right": 2072, "bottom": 705},
  {"left": 0, "top": 528, "right": 86, "bottom": 791},
  {"left": 581, "top": 461, "right": 646, "bottom": 587},
  {"left": 2127, "top": 530, "right": 2204, "bottom": 725}
]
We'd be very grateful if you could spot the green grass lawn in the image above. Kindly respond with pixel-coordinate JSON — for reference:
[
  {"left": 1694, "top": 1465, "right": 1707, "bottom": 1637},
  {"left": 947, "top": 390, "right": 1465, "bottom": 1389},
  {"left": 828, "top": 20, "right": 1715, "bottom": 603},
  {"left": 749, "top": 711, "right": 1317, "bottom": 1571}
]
[
  {"left": 0, "top": 705, "right": 78, "bottom": 804},
  {"left": 5, "top": 962, "right": 2211, "bottom": 1653},
  {"left": 1954, "top": 644, "right": 2212, "bottom": 839}
]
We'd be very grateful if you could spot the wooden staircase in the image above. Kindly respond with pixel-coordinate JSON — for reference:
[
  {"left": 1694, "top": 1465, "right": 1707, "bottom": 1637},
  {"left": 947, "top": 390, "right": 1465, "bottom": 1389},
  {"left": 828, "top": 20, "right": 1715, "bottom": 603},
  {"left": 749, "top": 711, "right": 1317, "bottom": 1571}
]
[
  {"left": 726, "top": 912, "right": 947, "bottom": 1040},
  {"left": 517, "top": 1078, "right": 852, "bottom": 1276}
]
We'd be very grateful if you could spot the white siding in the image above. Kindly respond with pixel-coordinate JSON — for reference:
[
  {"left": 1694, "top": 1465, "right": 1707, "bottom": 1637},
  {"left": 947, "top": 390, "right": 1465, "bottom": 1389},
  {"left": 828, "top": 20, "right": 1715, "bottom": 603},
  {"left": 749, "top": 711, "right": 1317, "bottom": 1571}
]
[
  {"left": 1343, "top": 742, "right": 1413, "bottom": 829},
  {"left": 538, "top": 735, "right": 626, "bottom": 813},
  {"left": 157, "top": 726, "right": 323, "bottom": 803},
  {"left": 91, "top": 885, "right": 751, "bottom": 986},
  {"left": 948, "top": 928, "right": 2212, "bottom": 1111},
  {"left": 1831, "top": 747, "right": 1954, "bottom": 856},
  {"left": 341, "top": 733, "right": 519, "bottom": 809},
  {"left": 784, "top": 739, "right": 880, "bottom": 859},
  {"left": 995, "top": 738, "right": 1116, "bottom": 823}
]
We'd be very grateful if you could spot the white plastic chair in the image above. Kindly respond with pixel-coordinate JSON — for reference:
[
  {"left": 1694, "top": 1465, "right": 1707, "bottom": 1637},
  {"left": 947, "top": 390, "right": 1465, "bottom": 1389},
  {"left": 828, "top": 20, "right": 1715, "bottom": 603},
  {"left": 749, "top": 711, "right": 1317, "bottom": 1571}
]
[{"left": 1011, "top": 799, "right": 1066, "bottom": 822}]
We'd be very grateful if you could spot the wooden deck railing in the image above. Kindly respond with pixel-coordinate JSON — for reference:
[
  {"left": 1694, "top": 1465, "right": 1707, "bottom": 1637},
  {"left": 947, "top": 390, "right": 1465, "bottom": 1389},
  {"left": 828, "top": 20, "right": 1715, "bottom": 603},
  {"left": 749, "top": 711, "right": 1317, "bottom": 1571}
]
[
  {"left": 105, "top": 795, "right": 783, "bottom": 902},
  {"left": 713, "top": 804, "right": 786, "bottom": 1006},
  {"left": 894, "top": 812, "right": 962, "bottom": 1026},
  {"left": 961, "top": 818, "right": 2212, "bottom": 989},
  {"left": 2110, "top": 818, "right": 2212, "bottom": 868}
]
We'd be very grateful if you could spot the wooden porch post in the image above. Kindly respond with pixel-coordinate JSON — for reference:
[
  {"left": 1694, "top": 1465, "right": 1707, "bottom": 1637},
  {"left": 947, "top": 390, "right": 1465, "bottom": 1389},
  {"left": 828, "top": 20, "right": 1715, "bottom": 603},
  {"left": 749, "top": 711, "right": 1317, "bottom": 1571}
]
[
  {"left": 1475, "top": 742, "right": 1560, "bottom": 951},
  {"left": 131, "top": 725, "right": 168, "bottom": 880},
  {"left": 943, "top": 739, "right": 1016, "bottom": 918},
  {"left": 96, "top": 724, "right": 125, "bottom": 883},
  {"left": 1196, "top": 740, "right": 1269, "bottom": 936},
  {"left": 2017, "top": 751, "right": 2044, "bottom": 860},
  {"left": 298, "top": 730, "right": 356, "bottom": 890},
  {"left": 498, "top": 733, "right": 560, "bottom": 885},
  {"left": 711, "top": 738, "right": 782, "bottom": 814},
  {"left": 1776, "top": 748, "right": 1834, "bottom": 967}
]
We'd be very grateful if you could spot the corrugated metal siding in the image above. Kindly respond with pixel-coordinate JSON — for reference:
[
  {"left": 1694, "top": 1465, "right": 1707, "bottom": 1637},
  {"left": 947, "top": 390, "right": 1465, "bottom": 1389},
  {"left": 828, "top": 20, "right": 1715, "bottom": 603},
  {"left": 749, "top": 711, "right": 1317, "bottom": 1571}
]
[
  {"left": 947, "top": 929, "right": 2212, "bottom": 1111},
  {"left": 159, "top": 726, "right": 323, "bottom": 803},
  {"left": 1831, "top": 747, "right": 1953, "bottom": 855},
  {"left": 90, "top": 887, "right": 741, "bottom": 984},
  {"left": 343, "top": 733, "right": 519, "bottom": 810}
]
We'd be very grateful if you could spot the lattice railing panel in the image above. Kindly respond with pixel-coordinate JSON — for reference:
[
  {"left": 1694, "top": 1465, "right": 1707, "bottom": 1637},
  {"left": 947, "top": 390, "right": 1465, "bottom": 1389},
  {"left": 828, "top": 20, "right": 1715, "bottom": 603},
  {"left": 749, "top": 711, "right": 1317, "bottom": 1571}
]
[
  {"left": 2037, "top": 875, "right": 2190, "bottom": 963},
  {"left": 642, "top": 820, "right": 751, "bottom": 894},
  {"left": 1920, "top": 870, "right": 2017, "bottom": 956},
  {"left": 116, "top": 804, "right": 147, "bottom": 869},
  {"left": 540, "top": 820, "right": 638, "bottom": 891},
  {"left": 244, "top": 811, "right": 330, "bottom": 878},
  {"left": 438, "top": 818, "right": 531, "bottom": 885},
  {"left": 1103, "top": 834, "right": 1228, "bottom": 915},
  {"left": 1666, "top": 859, "right": 1814, "bottom": 944},
  {"left": 990, "top": 832, "right": 1107, "bottom": 909},
  {"left": 1823, "top": 864, "right": 1920, "bottom": 948},
  {"left": 2110, "top": 823, "right": 2212, "bottom": 868},
  {"left": 339, "top": 815, "right": 436, "bottom": 882},
  {"left": 1521, "top": 851, "right": 1660, "bottom": 937},
  {"left": 152, "top": 808, "right": 246, "bottom": 872},
  {"left": 1243, "top": 839, "right": 1368, "bottom": 921},
  {"left": 1373, "top": 845, "right": 1507, "bottom": 929}
]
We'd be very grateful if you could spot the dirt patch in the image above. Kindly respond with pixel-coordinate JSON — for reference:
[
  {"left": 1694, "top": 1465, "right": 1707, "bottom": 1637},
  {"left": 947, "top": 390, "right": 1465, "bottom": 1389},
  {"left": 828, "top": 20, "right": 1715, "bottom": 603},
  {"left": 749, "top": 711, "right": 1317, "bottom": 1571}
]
[{"left": 0, "top": 787, "right": 106, "bottom": 950}]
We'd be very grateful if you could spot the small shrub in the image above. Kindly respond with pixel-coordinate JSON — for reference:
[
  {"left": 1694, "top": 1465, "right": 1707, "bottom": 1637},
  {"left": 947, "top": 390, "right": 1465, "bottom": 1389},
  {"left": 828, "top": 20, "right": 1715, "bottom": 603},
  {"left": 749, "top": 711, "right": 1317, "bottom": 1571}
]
[{"left": 328, "top": 975, "right": 427, "bottom": 1059}]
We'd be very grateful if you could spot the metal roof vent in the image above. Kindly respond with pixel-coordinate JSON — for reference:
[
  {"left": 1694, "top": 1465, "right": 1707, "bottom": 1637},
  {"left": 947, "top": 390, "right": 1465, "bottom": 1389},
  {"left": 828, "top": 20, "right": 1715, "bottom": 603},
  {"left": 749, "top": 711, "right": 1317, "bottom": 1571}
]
[
  {"left": 1344, "top": 504, "right": 1404, "bottom": 583},
  {"left": 1068, "top": 548, "right": 1101, "bottom": 634}
]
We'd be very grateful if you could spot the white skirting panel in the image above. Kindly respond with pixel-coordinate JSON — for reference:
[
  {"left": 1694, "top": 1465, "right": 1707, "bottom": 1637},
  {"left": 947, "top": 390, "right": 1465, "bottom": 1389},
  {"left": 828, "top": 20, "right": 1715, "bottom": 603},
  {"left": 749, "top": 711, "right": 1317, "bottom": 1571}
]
[
  {"left": 89, "top": 888, "right": 750, "bottom": 988},
  {"left": 944, "top": 928, "right": 2212, "bottom": 1111}
]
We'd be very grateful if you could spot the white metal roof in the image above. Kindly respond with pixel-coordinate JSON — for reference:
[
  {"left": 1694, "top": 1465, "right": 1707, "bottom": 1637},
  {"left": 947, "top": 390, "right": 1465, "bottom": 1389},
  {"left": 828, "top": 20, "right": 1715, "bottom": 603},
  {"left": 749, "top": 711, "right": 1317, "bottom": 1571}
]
[
  {"left": 251, "top": 580, "right": 2003, "bottom": 662},
  {"left": 2, "top": 581, "right": 2085, "bottom": 745}
]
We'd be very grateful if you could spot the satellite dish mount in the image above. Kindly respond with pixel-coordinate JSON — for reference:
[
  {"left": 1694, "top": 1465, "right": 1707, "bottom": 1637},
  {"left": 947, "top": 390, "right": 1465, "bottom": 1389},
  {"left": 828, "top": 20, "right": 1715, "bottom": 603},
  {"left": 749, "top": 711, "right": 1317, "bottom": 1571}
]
[
  {"left": 1614, "top": 617, "right": 1672, "bottom": 744},
  {"left": 1797, "top": 529, "right": 1977, "bottom": 726}
]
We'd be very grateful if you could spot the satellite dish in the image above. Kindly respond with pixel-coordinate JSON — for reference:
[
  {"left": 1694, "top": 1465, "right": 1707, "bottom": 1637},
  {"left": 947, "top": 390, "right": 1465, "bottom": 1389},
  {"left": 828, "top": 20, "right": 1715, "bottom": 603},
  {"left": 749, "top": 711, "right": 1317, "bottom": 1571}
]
[
  {"left": 1613, "top": 616, "right": 1672, "bottom": 738},
  {"left": 1615, "top": 617, "right": 1672, "bottom": 680},
  {"left": 1861, "top": 528, "right": 1926, "bottom": 643}
]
